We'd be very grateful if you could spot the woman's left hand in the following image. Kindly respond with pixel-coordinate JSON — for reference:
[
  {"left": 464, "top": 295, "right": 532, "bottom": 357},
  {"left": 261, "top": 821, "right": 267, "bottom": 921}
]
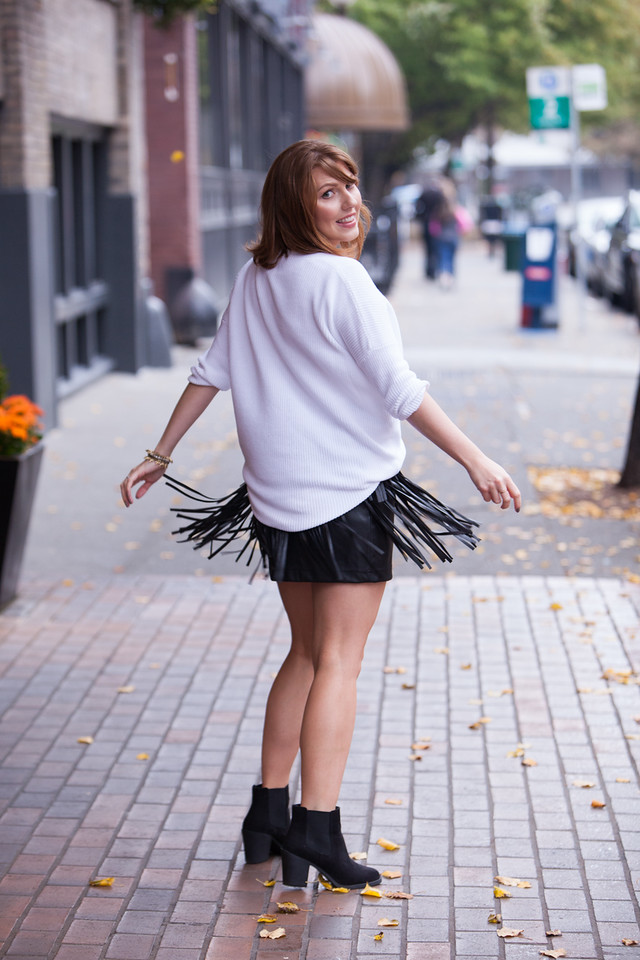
[
  {"left": 467, "top": 455, "right": 521, "bottom": 512},
  {"left": 120, "top": 460, "right": 167, "bottom": 507}
]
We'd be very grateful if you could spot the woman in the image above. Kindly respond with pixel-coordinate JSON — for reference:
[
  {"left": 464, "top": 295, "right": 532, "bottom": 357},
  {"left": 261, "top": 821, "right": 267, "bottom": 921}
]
[
  {"left": 120, "top": 140, "right": 520, "bottom": 890},
  {"left": 429, "top": 176, "right": 461, "bottom": 288}
]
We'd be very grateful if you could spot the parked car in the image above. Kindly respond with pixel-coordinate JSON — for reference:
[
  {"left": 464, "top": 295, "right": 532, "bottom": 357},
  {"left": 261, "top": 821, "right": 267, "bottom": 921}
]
[
  {"left": 599, "top": 190, "right": 640, "bottom": 318},
  {"left": 556, "top": 196, "right": 624, "bottom": 287}
]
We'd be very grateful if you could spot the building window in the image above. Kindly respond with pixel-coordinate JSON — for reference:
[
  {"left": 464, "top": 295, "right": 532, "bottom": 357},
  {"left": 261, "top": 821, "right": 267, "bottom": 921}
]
[{"left": 52, "top": 128, "right": 111, "bottom": 396}]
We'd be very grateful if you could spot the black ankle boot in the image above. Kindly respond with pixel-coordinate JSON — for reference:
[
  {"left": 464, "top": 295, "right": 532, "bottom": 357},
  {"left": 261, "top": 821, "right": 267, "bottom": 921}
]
[
  {"left": 242, "top": 784, "right": 291, "bottom": 863},
  {"left": 281, "top": 804, "right": 381, "bottom": 889}
]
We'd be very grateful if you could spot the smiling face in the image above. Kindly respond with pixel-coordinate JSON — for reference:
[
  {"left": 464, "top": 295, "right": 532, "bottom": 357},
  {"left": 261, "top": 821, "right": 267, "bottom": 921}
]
[{"left": 311, "top": 164, "right": 362, "bottom": 248}]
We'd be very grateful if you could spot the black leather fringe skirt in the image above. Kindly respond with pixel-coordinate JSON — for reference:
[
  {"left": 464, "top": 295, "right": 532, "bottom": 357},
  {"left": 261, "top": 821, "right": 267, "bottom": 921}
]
[{"left": 165, "top": 472, "right": 479, "bottom": 583}]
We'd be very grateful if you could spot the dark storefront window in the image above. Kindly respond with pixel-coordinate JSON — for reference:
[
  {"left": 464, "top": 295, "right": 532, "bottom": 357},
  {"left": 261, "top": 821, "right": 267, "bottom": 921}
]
[{"left": 51, "top": 126, "right": 111, "bottom": 396}]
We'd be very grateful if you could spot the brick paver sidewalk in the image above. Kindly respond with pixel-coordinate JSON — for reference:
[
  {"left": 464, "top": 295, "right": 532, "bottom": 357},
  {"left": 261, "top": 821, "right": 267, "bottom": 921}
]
[{"left": 1, "top": 573, "right": 640, "bottom": 960}]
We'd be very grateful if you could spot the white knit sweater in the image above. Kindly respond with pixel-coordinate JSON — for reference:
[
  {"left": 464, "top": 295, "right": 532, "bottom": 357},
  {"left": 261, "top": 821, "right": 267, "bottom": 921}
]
[{"left": 188, "top": 252, "right": 427, "bottom": 531}]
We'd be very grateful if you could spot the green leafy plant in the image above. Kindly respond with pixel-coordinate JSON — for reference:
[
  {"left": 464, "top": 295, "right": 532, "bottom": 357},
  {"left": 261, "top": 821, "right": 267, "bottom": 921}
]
[{"left": 132, "top": 0, "right": 217, "bottom": 26}]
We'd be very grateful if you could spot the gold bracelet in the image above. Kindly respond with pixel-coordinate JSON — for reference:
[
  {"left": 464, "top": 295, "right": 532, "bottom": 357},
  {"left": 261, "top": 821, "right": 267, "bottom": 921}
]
[{"left": 144, "top": 449, "right": 173, "bottom": 466}]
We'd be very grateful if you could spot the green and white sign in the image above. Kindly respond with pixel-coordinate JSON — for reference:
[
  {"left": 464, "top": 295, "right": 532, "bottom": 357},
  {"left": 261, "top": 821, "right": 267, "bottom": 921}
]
[{"left": 526, "top": 66, "right": 571, "bottom": 129}]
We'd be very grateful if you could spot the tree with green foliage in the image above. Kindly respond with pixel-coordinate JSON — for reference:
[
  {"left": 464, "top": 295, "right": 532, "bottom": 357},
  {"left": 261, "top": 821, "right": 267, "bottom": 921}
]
[
  {"left": 132, "top": 0, "right": 215, "bottom": 27},
  {"left": 338, "top": 0, "right": 640, "bottom": 178}
]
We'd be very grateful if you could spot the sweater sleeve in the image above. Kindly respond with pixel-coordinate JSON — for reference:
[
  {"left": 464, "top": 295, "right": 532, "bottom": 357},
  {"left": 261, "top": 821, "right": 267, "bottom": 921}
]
[
  {"left": 187, "top": 308, "right": 231, "bottom": 391},
  {"left": 332, "top": 262, "right": 428, "bottom": 420}
]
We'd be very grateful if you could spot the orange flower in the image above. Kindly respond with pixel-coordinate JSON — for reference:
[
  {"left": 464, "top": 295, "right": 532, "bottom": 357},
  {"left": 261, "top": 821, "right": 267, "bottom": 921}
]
[{"left": 0, "top": 394, "right": 43, "bottom": 456}]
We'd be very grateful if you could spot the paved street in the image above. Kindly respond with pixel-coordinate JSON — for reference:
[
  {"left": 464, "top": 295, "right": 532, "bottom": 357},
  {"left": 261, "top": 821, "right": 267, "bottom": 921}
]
[{"left": 1, "top": 238, "right": 640, "bottom": 959}]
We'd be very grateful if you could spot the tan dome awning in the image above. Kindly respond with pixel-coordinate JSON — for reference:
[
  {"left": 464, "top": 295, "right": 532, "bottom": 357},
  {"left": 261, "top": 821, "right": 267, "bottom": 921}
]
[{"left": 305, "top": 13, "right": 409, "bottom": 132}]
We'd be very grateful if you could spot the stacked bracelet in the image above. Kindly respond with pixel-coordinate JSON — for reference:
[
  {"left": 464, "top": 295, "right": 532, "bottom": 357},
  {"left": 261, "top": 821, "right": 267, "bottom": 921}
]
[{"left": 144, "top": 449, "right": 173, "bottom": 466}]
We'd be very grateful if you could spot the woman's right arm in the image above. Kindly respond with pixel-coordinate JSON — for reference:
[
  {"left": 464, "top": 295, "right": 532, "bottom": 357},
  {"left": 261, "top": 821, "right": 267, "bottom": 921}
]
[{"left": 120, "top": 382, "right": 219, "bottom": 507}]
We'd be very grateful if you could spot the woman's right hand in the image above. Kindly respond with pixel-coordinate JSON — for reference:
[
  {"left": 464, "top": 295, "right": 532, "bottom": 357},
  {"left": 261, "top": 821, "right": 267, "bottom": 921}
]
[{"left": 120, "top": 460, "right": 168, "bottom": 507}]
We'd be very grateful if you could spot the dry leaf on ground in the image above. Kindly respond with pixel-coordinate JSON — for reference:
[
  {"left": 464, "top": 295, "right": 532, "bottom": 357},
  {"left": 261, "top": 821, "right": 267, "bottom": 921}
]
[
  {"left": 256, "top": 915, "right": 277, "bottom": 923},
  {"left": 498, "top": 927, "right": 525, "bottom": 939},
  {"left": 378, "top": 918, "right": 399, "bottom": 927},
  {"left": 361, "top": 883, "right": 382, "bottom": 898},
  {"left": 572, "top": 780, "right": 596, "bottom": 788},
  {"left": 350, "top": 852, "right": 367, "bottom": 860},
  {"left": 136, "top": 753, "right": 149, "bottom": 761},
  {"left": 546, "top": 929, "right": 562, "bottom": 937},
  {"left": 488, "top": 912, "right": 502, "bottom": 923},
  {"left": 384, "top": 890, "right": 413, "bottom": 899},
  {"left": 117, "top": 685, "right": 135, "bottom": 694},
  {"left": 259, "top": 927, "right": 285, "bottom": 939},
  {"left": 495, "top": 876, "right": 531, "bottom": 889},
  {"left": 277, "top": 902, "right": 300, "bottom": 914},
  {"left": 77, "top": 736, "right": 94, "bottom": 745},
  {"left": 381, "top": 870, "right": 402, "bottom": 879},
  {"left": 469, "top": 717, "right": 492, "bottom": 730},
  {"left": 257, "top": 878, "right": 276, "bottom": 887},
  {"left": 616, "top": 777, "right": 631, "bottom": 783},
  {"left": 402, "top": 683, "right": 416, "bottom": 690},
  {"left": 377, "top": 837, "right": 400, "bottom": 850},
  {"left": 522, "top": 757, "right": 538, "bottom": 767},
  {"left": 591, "top": 799, "right": 606, "bottom": 808},
  {"left": 540, "top": 950, "right": 566, "bottom": 959},
  {"left": 622, "top": 939, "right": 639, "bottom": 946},
  {"left": 374, "top": 932, "right": 384, "bottom": 941},
  {"left": 89, "top": 877, "right": 114, "bottom": 887},
  {"left": 494, "top": 886, "right": 512, "bottom": 899},
  {"left": 385, "top": 798, "right": 403, "bottom": 805}
]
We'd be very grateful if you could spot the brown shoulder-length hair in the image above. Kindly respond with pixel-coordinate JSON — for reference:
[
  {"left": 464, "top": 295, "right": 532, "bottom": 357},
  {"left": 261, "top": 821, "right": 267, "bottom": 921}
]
[{"left": 247, "top": 140, "right": 371, "bottom": 269}]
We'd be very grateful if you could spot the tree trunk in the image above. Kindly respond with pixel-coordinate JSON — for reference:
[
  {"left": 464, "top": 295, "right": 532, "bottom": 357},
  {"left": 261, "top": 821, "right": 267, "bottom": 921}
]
[{"left": 618, "top": 372, "right": 640, "bottom": 488}]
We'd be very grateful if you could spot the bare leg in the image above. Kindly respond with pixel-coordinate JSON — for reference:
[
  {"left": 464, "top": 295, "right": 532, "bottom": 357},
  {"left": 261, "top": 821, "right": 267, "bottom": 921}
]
[
  {"left": 260, "top": 582, "right": 315, "bottom": 788},
  {"left": 300, "top": 581, "right": 385, "bottom": 811}
]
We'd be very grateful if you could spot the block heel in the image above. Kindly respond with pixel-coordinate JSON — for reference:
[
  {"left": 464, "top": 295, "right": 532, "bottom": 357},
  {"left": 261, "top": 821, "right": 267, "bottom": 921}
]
[{"left": 281, "top": 849, "right": 310, "bottom": 887}]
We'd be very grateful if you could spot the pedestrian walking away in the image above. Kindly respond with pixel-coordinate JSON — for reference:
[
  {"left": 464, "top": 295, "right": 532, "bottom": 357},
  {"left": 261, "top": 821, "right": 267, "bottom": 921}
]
[{"left": 119, "top": 139, "right": 521, "bottom": 891}]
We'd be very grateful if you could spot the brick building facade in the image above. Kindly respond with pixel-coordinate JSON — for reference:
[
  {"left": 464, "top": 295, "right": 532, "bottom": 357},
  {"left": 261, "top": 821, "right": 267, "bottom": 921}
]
[{"left": 0, "top": 0, "right": 149, "bottom": 425}]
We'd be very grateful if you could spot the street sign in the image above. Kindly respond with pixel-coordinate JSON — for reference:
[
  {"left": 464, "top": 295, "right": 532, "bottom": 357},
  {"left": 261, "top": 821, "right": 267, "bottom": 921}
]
[
  {"left": 572, "top": 64, "right": 607, "bottom": 112},
  {"left": 526, "top": 67, "right": 571, "bottom": 129}
]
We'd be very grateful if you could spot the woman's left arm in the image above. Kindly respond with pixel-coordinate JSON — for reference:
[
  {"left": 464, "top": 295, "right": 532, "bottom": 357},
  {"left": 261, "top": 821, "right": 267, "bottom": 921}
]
[{"left": 408, "top": 390, "right": 521, "bottom": 512}]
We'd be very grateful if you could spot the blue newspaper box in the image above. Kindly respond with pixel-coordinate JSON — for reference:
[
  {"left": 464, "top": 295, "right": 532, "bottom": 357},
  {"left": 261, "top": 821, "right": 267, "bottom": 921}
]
[{"left": 521, "top": 223, "right": 558, "bottom": 328}]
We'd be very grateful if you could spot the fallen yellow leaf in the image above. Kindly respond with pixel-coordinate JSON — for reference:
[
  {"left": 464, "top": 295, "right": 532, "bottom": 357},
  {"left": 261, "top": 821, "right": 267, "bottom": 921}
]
[
  {"left": 411, "top": 742, "right": 431, "bottom": 751},
  {"left": 488, "top": 912, "right": 502, "bottom": 924},
  {"left": 550, "top": 603, "right": 563, "bottom": 610},
  {"left": 257, "top": 915, "right": 277, "bottom": 923},
  {"left": 276, "top": 902, "right": 300, "bottom": 914},
  {"left": 591, "top": 799, "right": 606, "bottom": 808},
  {"left": 546, "top": 929, "right": 562, "bottom": 937},
  {"left": 401, "top": 683, "right": 416, "bottom": 690},
  {"left": 384, "top": 798, "right": 403, "bottom": 806},
  {"left": 521, "top": 757, "right": 538, "bottom": 767},
  {"left": 117, "top": 685, "right": 135, "bottom": 694},
  {"left": 469, "top": 717, "right": 492, "bottom": 730},
  {"left": 349, "top": 852, "right": 367, "bottom": 860},
  {"left": 540, "top": 950, "right": 566, "bottom": 959},
  {"left": 381, "top": 870, "right": 402, "bottom": 879},
  {"left": 507, "top": 746, "right": 525, "bottom": 758},
  {"left": 408, "top": 754, "right": 423, "bottom": 761},
  {"left": 89, "top": 877, "right": 114, "bottom": 887},
  {"left": 495, "top": 876, "right": 531, "bottom": 888},
  {"left": 257, "top": 878, "right": 276, "bottom": 887},
  {"left": 494, "top": 887, "right": 511, "bottom": 899},
  {"left": 374, "top": 932, "right": 384, "bottom": 941},
  {"left": 460, "top": 663, "right": 473, "bottom": 670},
  {"left": 77, "top": 736, "right": 94, "bottom": 745},
  {"left": 433, "top": 646, "right": 450, "bottom": 654},
  {"left": 616, "top": 777, "right": 631, "bottom": 783},
  {"left": 622, "top": 939, "right": 640, "bottom": 946},
  {"left": 572, "top": 780, "right": 596, "bottom": 788},
  {"left": 383, "top": 890, "right": 413, "bottom": 899},
  {"left": 259, "top": 926, "right": 285, "bottom": 939},
  {"left": 136, "top": 753, "right": 149, "bottom": 761},
  {"left": 377, "top": 838, "right": 400, "bottom": 851},
  {"left": 361, "top": 883, "right": 382, "bottom": 898},
  {"left": 331, "top": 887, "right": 349, "bottom": 894},
  {"left": 378, "top": 918, "right": 399, "bottom": 927},
  {"left": 498, "top": 927, "right": 524, "bottom": 938}
]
